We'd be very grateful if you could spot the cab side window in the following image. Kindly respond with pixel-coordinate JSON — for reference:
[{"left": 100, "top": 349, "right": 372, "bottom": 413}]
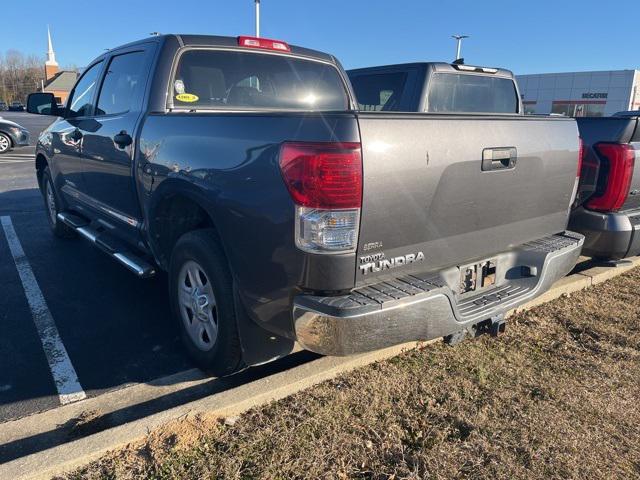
[
  {"left": 67, "top": 61, "right": 103, "bottom": 118},
  {"left": 96, "top": 51, "right": 146, "bottom": 116}
]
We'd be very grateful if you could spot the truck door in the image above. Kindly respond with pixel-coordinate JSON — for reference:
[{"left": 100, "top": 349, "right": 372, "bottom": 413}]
[
  {"left": 79, "top": 45, "right": 155, "bottom": 242},
  {"left": 51, "top": 60, "right": 104, "bottom": 197}
]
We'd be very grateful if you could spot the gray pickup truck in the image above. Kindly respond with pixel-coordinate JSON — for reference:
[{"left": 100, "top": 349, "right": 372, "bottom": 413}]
[
  {"left": 569, "top": 112, "right": 640, "bottom": 260},
  {"left": 347, "top": 62, "right": 522, "bottom": 113},
  {"left": 27, "top": 39, "right": 583, "bottom": 375}
]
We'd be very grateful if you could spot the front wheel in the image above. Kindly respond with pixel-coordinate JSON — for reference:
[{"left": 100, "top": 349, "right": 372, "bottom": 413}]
[
  {"left": 0, "top": 133, "right": 11, "bottom": 154},
  {"left": 169, "top": 229, "right": 244, "bottom": 376}
]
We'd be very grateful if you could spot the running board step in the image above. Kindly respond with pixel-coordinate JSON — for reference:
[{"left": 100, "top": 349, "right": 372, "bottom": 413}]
[
  {"left": 57, "top": 212, "right": 156, "bottom": 278},
  {"left": 57, "top": 211, "right": 89, "bottom": 228}
]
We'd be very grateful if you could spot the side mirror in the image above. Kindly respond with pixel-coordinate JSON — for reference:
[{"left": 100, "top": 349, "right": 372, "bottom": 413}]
[{"left": 27, "top": 92, "right": 61, "bottom": 116}]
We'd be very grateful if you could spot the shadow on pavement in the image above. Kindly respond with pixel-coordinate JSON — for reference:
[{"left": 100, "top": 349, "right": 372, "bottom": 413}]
[
  {"left": 0, "top": 187, "right": 321, "bottom": 460},
  {"left": 0, "top": 349, "right": 320, "bottom": 464}
]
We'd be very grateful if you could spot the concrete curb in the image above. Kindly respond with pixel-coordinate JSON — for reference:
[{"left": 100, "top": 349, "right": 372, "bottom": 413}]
[
  {"left": 1, "top": 343, "right": 424, "bottom": 480},
  {"left": 512, "top": 256, "right": 640, "bottom": 314},
  {"left": 2, "top": 256, "right": 639, "bottom": 480}
]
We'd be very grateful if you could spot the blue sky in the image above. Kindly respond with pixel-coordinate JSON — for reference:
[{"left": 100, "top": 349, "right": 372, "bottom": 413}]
[{"left": 2, "top": 0, "right": 638, "bottom": 74}]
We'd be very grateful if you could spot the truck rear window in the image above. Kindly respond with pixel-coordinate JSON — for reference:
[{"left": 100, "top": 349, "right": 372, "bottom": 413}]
[
  {"left": 172, "top": 50, "right": 349, "bottom": 111},
  {"left": 348, "top": 72, "right": 408, "bottom": 111},
  {"left": 427, "top": 73, "right": 518, "bottom": 114}
]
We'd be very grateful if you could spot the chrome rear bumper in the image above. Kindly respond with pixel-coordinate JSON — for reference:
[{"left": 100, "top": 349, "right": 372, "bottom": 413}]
[{"left": 293, "top": 232, "right": 584, "bottom": 356}]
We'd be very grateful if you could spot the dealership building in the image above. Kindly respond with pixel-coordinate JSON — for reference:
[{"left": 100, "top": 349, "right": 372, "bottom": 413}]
[{"left": 516, "top": 69, "right": 640, "bottom": 116}]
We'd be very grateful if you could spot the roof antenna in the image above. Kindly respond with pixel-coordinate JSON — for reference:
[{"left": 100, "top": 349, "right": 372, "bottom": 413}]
[
  {"left": 255, "top": 0, "right": 261, "bottom": 37},
  {"left": 451, "top": 34, "right": 469, "bottom": 62},
  {"left": 452, "top": 58, "right": 465, "bottom": 65}
]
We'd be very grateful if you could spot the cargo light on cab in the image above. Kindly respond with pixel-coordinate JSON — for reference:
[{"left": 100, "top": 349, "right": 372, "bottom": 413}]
[
  {"left": 453, "top": 64, "right": 498, "bottom": 73},
  {"left": 237, "top": 36, "right": 290, "bottom": 52},
  {"left": 279, "top": 142, "right": 362, "bottom": 254}
]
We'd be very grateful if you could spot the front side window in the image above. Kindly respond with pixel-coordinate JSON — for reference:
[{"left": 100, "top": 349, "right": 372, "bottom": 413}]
[
  {"left": 348, "top": 72, "right": 408, "bottom": 111},
  {"left": 172, "top": 50, "right": 349, "bottom": 111},
  {"left": 67, "top": 61, "right": 103, "bottom": 117},
  {"left": 427, "top": 73, "right": 518, "bottom": 113},
  {"left": 96, "top": 51, "right": 146, "bottom": 116}
]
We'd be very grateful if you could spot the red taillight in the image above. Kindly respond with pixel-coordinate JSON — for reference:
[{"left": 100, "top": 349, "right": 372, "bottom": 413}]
[
  {"left": 279, "top": 142, "right": 362, "bottom": 209},
  {"left": 237, "top": 36, "right": 290, "bottom": 52},
  {"left": 577, "top": 137, "right": 584, "bottom": 178},
  {"left": 585, "top": 143, "right": 635, "bottom": 212}
]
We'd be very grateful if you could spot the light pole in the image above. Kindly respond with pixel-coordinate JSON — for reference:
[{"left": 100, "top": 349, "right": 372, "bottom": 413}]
[
  {"left": 255, "top": 0, "right": 260, "bottom": 37},
  {"left": 452, "top": 34, "right": 469, "bottom": 61}
]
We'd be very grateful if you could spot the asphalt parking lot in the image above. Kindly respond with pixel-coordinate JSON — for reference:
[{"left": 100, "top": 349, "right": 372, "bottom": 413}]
[
  {"left": 0, "top": 113, "right": 320, "bottom": 450},
  {"left": 0, "top": 113, "right": 236, "bottom": 427},
  {"left": 0, "top": 113, "right": 318, "bottom": 445}
]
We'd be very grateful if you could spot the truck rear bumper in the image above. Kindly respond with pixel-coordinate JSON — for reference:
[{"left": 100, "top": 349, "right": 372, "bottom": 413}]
[
  {"left": 569, "top": 207, "right": 640, "bottom": 260},
  {"left": 293, "top": 232, "right": 584, "bottom": 356}
]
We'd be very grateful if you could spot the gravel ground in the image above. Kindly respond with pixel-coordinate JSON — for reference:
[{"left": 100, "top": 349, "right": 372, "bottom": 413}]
[{"left": 64, "top": 268, "right": 640, "bottom": 480}]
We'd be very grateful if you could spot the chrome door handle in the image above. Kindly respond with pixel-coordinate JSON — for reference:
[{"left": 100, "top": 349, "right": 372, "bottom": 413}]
[{"left": 482, "top": 147, "right": 517, "bottom": 171}]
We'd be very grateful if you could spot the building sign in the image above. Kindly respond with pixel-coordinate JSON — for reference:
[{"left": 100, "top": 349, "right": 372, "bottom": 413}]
[{"left": 582, "top": 92, "right": 608, "bottom": 99}]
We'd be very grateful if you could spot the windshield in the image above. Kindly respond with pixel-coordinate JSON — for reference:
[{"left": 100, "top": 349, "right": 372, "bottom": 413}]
[
  {"left": 172, "top": 49, "right": 349, "bottom": 111},
  {"left": 427, "top": 73, "right": 518, "bottom": 113}
]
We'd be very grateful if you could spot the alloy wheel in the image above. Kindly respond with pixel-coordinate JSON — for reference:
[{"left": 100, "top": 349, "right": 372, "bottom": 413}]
[
  {"left": 0, "top": 134, "right": 10, "bottom": 153},
  {"left": 45, "top": 179, "right": 58, "bottom": 225},
  {"left": 177, "top": 260, "right": 219, "bottom": 351}
]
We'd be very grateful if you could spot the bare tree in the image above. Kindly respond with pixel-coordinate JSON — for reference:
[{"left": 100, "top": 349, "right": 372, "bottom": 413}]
[{"left": 0, "top": 50, "right": 45, "bottom": 104}]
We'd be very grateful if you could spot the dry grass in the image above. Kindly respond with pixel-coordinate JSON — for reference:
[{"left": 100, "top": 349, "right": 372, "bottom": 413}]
[{"left": 64, "top": 268, "right": 640, "bottom": 479}]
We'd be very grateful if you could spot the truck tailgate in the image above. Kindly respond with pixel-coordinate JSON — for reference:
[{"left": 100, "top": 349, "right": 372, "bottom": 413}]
[{"left": 356, "top": 113, "right": 579, "bottom": 286}]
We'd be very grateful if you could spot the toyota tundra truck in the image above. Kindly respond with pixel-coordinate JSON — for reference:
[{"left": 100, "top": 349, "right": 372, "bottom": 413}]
[
  {"left": 27, "top": 37, "right": 583, "bottom": 376},
  {"left": 569, "top": 111, "right": 640, "bottom": 260}
]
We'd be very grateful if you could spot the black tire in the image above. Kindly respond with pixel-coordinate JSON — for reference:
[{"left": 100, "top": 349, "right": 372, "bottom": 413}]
[
  {"left": 169, "top": 229, "right": 244, "bottom": 376},
  {"left": 0, "top": 133, "right": 11, "bottom": 154},
  {"left": 41, "top": 166, "right": 76, "bottom": 238}
]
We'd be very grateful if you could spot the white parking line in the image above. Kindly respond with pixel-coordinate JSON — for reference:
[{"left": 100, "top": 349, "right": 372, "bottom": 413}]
[
  {"left": 0, "top": 153, "right": 33, "bottom": 158},
  {"left": 0, "top": 154, "right": 33, "bottom": 163},
  {"left": 0, "top": 216, "right": 86, "bottom": 405}
]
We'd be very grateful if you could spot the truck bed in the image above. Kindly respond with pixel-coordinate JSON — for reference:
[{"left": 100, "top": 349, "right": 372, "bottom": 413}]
[{"left": 356, "top": 112, "right": 580, "bottom": 285}]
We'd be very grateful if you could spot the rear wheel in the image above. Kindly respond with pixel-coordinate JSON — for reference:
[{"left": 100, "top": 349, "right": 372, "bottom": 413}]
[
  {"left": 0, "top": 133, "right": 11, "bottom": 154},
  {"left": 169, "top": 229, "right": 244, "bottom": 376},
  {"left": 41, "top": 167, "right": 76, "bottom": 238}
]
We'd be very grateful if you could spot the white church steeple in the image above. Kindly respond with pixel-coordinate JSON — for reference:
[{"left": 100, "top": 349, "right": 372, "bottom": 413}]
[
  {"left": 44, "top": 26, "right": 59, "bottom": 81},
  {"left": 46, "top": 25, "right": 58, "bottom": 67}
]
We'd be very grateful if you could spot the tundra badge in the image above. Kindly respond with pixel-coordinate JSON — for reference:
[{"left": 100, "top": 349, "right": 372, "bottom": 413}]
[{"left": 359, "top": 252, "right": 425, "bottom": 275}]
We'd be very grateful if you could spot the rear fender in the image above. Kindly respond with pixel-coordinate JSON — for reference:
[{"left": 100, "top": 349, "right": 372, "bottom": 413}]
[
  {"left": 145, "top": 177, "right": 222, "bottom": 268},
  {"left": 146, "top": 177, "right": 294, "bottom": 366}
]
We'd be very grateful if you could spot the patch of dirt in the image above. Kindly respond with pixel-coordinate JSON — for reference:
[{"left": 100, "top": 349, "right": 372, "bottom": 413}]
[
  {"left": 61, "top": 410, "right": 109, "bottom": 439},
  {"left": 64, "top": 268, "right": 640, "bottom": 479}
]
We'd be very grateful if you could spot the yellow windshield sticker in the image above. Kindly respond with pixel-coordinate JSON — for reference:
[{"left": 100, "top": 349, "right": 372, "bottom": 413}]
[{"left": 176, "top": 93, "right": 199, "bottom": 103}]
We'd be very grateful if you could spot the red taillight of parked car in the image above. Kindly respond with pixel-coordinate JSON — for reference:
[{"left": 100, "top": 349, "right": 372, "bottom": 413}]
[
  {"left": 585, "top": 143, "right": 635, "bottom": 212},
  {"left": 577, "top": 137, "right": 584, "bottom": 179},
  {"left": 279, "top": 142, "right": 362, "bottom": 209},
  {"left": 279, "top": 142, "right": 362, "bottom": 253}
]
